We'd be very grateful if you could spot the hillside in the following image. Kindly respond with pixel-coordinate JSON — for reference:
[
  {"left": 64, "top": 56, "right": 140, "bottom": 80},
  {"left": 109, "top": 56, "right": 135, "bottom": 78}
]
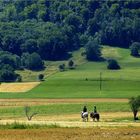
[
  {"left": 1, "top": 46, "right": 140, "bottom": 98},
  {"left": 0, "top": 0, "right": 140, "bottom": 83}
]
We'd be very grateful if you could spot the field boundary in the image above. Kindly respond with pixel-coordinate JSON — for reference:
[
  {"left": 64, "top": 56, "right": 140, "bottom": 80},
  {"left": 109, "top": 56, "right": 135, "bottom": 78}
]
[{"left": 0, "top": 98, "right": 128, "bottom": 106}]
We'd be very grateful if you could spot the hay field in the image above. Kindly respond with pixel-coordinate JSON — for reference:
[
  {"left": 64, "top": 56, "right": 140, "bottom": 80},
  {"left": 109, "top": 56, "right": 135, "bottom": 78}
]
[
  {"left": 0, "top": 127, "right": 140, "bottom": 140},
  {"left": 0, "top": 82, "right": 40, "bottom": 93}
]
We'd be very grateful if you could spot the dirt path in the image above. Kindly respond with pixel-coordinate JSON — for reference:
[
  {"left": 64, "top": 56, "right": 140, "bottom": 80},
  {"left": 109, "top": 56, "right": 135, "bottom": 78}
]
[{"left": 0, "top": 98, "right": 128, "bottom": 106}]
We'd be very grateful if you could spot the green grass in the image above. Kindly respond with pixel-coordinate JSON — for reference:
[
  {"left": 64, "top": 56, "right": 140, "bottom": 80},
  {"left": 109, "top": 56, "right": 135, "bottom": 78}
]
[
  {"left": 0, "top": 122, "right": 61, "bottom": 129},
  {"left": 1, "top": 46, "right": 140, "bottom": 98},
  {"left": 0, "top": 102, "right": 130, "bottom": 118}
]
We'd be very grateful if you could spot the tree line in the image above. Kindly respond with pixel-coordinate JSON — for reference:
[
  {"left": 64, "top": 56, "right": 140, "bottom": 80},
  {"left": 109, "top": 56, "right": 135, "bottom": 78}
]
[{"left": 0, "top": 0, "right": 140, "bottom": 82}]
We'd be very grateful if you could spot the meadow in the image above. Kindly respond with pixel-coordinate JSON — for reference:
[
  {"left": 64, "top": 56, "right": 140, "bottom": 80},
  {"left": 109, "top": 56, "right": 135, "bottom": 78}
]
[
  {"left": 0, "top": 46, "right": 140, "bottom": 98},
  {"left": 0, "top": 102, "right": 130, "bottom": 118}
]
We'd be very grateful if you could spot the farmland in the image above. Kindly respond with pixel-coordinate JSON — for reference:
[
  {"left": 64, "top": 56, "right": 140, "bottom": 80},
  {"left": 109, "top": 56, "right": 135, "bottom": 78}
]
[
  {"left": 0, "top": 127, "right": 140, "bottom": 140},
  {"left": 1, "top": 47, "right": 140, "bottom": 98},
  {"left": 0, "top": 47, "right": 140, "bottom": 140}
]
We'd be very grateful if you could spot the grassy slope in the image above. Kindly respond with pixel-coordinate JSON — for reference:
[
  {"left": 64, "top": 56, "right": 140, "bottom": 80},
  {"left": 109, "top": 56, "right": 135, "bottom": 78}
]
[{"left": 1, "top": 46, "right": 140, "bottom": 98}]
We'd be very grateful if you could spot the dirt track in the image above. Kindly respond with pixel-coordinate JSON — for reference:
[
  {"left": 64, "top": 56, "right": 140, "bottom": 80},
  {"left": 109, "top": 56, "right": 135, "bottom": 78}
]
[{"left": 0, "top": 98, "right": 128, "bottom": 106}]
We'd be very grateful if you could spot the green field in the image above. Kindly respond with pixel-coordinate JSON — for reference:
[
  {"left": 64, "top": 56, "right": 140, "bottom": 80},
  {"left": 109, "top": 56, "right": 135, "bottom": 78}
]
[
  {"left": 0, "top": 46, "right": 140, "bottom": 98},
  {"left": 0, "top": 102, "right": 130, "bottom": 118}
]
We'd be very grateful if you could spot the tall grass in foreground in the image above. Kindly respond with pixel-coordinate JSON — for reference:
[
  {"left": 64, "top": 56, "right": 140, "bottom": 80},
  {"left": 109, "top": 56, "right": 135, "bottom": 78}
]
[{"left": 0, "top": 122, "right": 60, "bottom": 129}]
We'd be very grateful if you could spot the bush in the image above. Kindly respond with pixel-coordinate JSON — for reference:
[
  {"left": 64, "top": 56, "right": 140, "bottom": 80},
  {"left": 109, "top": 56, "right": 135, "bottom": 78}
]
[
  {"left": 38, "top": 74, "right": 44, "bottom": 81},
  {"left": 107, "top": 59, "right": 120, "bottom": 70},
  {"left": 68, "top": 60, "right": 74, "bottom": 69},
  {"left": 16, "top": 75, "right": 22, "bottom": 82},
  {"left": 59, "top": 64, "right": 65, "bottom": 72}
]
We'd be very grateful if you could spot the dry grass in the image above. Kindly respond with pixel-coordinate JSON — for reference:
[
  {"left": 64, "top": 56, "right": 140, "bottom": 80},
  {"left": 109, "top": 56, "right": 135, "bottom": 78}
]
[
  {"left": 0, "top": 98, "right": 128, "bottom": 106},
  {"left": 0, "top": 82, "right": 40, "bottom": 93},
  {"left": 0, "top": 112, "right": 139, "bottom": 128},
  {"left": 102, "top": 46, "right": 121, "bottom": 59},
  {"left": 0, "top": 128, "right": 140, "bottom": 140}
]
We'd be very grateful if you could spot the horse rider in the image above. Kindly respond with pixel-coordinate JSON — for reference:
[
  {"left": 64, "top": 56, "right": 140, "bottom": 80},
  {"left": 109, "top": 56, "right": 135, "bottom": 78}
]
[
  {"left": 81, "top": 105, "right": 88, "bottom": 121},
  {"left": 83, "top": 105, "right": 87, "bottom": 113},
  {"left": 93, "top": 105, "right": 97, "bottom": 114}
]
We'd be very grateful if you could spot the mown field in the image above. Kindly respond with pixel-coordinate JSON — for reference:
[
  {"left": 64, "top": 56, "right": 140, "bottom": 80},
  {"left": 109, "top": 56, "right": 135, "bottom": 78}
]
[
  {"left": 1, "top": 127, "right": 140, "bottom": 140},
  {"left": 0, "top": 46, "right": 140, "bottom": 98}
]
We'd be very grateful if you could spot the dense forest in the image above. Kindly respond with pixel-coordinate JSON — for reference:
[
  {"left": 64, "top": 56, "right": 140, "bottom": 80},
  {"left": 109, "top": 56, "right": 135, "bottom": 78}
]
[{"left": 0, "top": 0, "right": 140, "bottom": 82}]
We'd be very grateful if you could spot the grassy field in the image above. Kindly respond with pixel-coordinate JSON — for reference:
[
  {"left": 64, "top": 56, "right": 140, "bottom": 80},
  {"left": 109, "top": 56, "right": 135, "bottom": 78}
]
[
  {"left": 0, "top": 46, "right": 140, "bottom": 98},
  {"left": 0, "top": 102, "right": 130, "bottom": 118}
]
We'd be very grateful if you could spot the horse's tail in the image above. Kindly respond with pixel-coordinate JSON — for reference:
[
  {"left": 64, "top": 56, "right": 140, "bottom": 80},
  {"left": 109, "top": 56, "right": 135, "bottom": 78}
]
[{"left": 97, "top": 113, "right": 100, "bottom": 121}]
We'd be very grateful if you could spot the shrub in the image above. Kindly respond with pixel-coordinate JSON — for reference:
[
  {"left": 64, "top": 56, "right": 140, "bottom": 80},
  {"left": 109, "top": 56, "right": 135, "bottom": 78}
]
[
  {"left": 16, "top": 75, "right": 22, "bottom": 82},
  {"left": 59, "top": 64, "right": 65, "bottom": 72},
  {"left": 38, "top": 74, "right": 44, "bottom": 81},
  {"left": 107, "top": 59, "right": 120, "bottom": 70},
  {"left": 68, "top": 60, "right": 74, "bottom": 69}
]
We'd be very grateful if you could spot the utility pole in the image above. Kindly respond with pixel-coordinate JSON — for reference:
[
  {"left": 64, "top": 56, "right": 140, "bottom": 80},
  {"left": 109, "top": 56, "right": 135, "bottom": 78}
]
[{"left": 100, "top": 72, "right": 102, "bottom": 91}]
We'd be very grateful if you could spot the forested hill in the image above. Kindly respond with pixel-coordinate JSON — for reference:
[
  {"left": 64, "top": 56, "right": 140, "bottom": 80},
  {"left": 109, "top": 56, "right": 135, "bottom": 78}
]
[{"left": 0, "top": 0, "right": 140, "bottom": 82}]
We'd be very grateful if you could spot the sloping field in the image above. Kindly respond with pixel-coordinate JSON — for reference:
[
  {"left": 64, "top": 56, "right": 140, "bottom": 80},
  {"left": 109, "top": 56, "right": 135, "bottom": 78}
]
[{"left": 0, "top": 82, "right": 40, "bottom": 93}]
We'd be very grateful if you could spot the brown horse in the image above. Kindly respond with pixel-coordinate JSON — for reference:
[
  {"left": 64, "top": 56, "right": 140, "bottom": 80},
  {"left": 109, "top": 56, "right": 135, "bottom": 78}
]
[{"left": 90, "top": 112, "right": 100, "bottom": 121}]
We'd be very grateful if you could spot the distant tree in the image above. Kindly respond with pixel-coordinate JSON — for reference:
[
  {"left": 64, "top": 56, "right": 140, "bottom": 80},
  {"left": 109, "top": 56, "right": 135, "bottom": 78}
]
[
  {"left": 88, "top": 18, "right": 100, "bottom": 35},
  {"left": 21, "top": 52, "right": 44, "bottom": 70},
  {"left": 129, "top": 96, "right": 140, "bottom": 120},
  {"left": 85, "top": 40, "right": 102, "bottom": 61},
  {"left": 130, "top": 42, "right": 140, "bottom": 57},
  {"left": 107, "top": 59, "right": 120, "bottom": 70},
  {"left": 0, "top": 51, "right": 21, "bottom": 69},
  {"left": 21, "top": 39, "right": 38, "bottom": 54},
  {"left": 38, "top": 74, "right": 44, "bottom": 81},
  {"left": 0, "top": 65, "right": 18, "bottom": 82},
  {"left": 88, "top": 0, "right": 100, "bottom": 16},
  {"left": 68, "top": 60, "right": 74, "bottom": 69},
  {"left": 23, "top": 4, "right": 38, "bottom": 19},
  {"left": 65, "top": 14, "right": 82, "bottom": 32}
]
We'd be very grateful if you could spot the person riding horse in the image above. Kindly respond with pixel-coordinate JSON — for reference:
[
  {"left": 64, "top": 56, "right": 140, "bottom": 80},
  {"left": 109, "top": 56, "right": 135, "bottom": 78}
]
[
  {"left": 94, "top": 105, "right": 97, "bottom": 114},
  {"left": 83, "top": 105, "right": 87, "bottom": 113},
  {"left": 81, "top": 106, "right": 88, "bottom": 121},
  {"left": 90, "top": 105, "right": 100, "bottom": 121}
]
